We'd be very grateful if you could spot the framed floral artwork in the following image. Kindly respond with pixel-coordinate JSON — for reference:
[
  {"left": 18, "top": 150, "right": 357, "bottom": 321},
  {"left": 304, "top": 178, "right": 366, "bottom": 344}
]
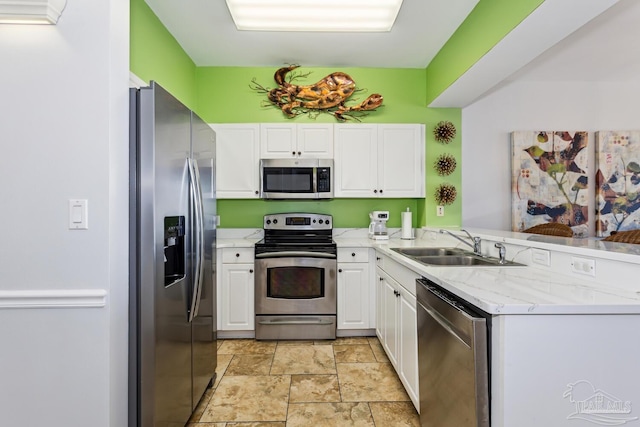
[
  {"left": 595, "top": 131, "right": 640, "bottom": 237},
  {"left": 511, "top": 131, "right": 589, "bottom": 237}
]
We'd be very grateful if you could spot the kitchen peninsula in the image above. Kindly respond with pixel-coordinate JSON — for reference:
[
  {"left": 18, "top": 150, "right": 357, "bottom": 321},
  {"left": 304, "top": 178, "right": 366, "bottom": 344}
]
[{"left": 218, "top": 227, "right": 640, "bottom": 427}]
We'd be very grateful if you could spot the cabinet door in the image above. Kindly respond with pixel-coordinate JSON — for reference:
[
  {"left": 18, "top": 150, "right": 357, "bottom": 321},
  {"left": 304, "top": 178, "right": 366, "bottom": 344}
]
[
  {"left": 337, "top": 262, "right": 370, "bottom": 330},
  {"left": 260, "top": 123, "right": 297, "bottom": 158},
  {"left": 375, "top": 271, "right": 385, "bottom": 342},
  {"left": 212, "top": 124, "right": 260, "bottom": 198},
  {"left": 297, "top": 124, "right": 333, "bottom": 158},
  {"left": 398, "top": 288, "right": 419, "bottom": 409},
  {"left": 334, "top": 124, "right": 378, "bottom": 197},
  {"left": 378, "top": 124, "right": 425, "bottom": 198},
  {"left": 381, "top": 277, "right": 399, "bottom": 368},
  {"left": 220, "top": 263, "right": 255, "bottom": 330}
]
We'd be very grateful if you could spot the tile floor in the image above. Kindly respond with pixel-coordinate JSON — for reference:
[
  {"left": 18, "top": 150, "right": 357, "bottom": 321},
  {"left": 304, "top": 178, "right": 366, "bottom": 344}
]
[{"left": 187, "top": 337, "right": 420, "bottom": 426}]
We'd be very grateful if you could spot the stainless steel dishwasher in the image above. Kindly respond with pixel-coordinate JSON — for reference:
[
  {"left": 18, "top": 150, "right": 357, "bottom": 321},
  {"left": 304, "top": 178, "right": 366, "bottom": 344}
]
[{"left": 416, "top": 278, "right": 490, "bottom": 427}]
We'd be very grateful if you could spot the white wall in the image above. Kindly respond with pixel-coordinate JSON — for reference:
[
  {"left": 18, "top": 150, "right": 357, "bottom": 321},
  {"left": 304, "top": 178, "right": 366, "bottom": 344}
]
[
  {"left": 0, "top": 1, "right": 129, "bottom": 426},
  {"left": 461, "top": 80, "right": 640, "bottom": 231}
]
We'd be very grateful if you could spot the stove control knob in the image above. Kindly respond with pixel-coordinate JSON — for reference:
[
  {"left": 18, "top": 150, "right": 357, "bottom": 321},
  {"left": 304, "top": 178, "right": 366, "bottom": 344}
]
[
  {"left": 266, "top": 220, "right": 272, "bottom": 225},
  {"left": 273, "top": 219, "right": 278, "bottom": 224},
  {"left": 313, "top": 219, "right": 316, "bottom": 223},
  {"left": 325, "top": 220, "right": 330, "bottom": 225},
  {"left": 319, "top": 219, "right": 323, "bottom": 224}
]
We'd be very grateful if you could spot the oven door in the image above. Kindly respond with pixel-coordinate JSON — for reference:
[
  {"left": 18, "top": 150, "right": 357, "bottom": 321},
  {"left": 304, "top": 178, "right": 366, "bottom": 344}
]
[{"left": 255, "top": 255, "right": 337, "bottom": 315}]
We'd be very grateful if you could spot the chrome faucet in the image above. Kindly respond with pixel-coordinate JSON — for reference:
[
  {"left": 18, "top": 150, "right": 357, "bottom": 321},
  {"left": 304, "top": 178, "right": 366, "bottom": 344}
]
[
  {"left": 439, "top": 229, "right": 482, "bottom": 255},
  {"left": 494, "top": 243, "right": 507, "bottom": 264}
]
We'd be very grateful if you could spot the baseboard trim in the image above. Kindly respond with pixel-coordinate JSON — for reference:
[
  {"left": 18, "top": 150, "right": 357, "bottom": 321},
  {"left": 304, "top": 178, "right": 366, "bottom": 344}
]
[
  {"left": 217, "top": 330, "right": 255, "bottom": 339},
  {"left": 336, "top": 329, "right": 377, "bottom": 338}
]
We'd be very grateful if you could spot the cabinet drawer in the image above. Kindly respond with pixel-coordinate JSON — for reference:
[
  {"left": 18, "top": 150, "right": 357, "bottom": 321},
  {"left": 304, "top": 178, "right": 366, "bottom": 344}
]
[
  {"left": 338, "top": 248, "right": 370, "bottom": 263},
  {"left": 222, "top": 248, "right": 255, "bottom": 263},
  {"left": 375, "top": 253, "right": 389, "bottom": 269}
]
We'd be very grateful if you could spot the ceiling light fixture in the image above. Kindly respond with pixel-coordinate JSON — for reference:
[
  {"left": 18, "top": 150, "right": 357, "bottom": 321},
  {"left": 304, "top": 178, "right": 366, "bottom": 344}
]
[
  {"left": 0, "top": 0, "right": 67, "bottom": 24},
  {"left": 225, "top": 0, "right": 403, "bottom": 32}
]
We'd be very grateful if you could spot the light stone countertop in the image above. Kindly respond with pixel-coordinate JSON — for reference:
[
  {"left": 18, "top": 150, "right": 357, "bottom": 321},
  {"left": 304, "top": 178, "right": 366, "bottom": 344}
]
[
  {"left": 218, "top": 227, "right": 640, "bottom": 315},
  {"left": 216, "top": 228, "right": 262, "bottom": 248}
]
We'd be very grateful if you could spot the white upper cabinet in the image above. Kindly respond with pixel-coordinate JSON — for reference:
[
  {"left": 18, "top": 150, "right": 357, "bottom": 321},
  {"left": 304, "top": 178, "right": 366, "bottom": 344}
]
[
  {"left": 260, "top": 123, "right": 333, "bottom": 159},
  {"left": 334, "top": 124, "right": 378, "bottom": 197},
  {"left": 377, "top": 124, "right": 425, "bottom": 198},
  {"left": 260, "top": 123, "right": 296, "bottom": 158},
  {"left": 214, "top": 122, "right": 424, "bottom": 198},
  {"left": 212, "top": 124, "right": 260, "bottom": 199},
  {"left": 297, "top": 124, "right": 334, "bottom": 158},
  {"left": 334, "top": 124, "right": 425, "bottom": 198}
]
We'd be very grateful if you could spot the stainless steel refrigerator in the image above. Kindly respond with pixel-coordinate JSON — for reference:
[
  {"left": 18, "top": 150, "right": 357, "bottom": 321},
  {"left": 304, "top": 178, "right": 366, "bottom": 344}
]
[{"left": 129, "top": 82, "right": 217, "bottom": 427}]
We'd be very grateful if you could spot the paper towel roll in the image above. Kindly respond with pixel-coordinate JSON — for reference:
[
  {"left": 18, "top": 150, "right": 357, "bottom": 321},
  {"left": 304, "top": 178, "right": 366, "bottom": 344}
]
[{"left": 401, "top": 210, "right": 413, "bottom": 239}]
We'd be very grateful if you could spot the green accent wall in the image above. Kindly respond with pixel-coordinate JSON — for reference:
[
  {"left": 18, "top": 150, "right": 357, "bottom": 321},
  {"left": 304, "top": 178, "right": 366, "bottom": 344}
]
[
  {"left": 130, "top": 0, "right": 197, "bottom": 109},
  {"left": 219, "top": 199, "right": 421, "bottom": 229},
  {"left": 196, "top": 67, "right": 428, "bottom": 124},
  {"left": 425, "top": 0, "right": 543, "bottom": 105},
  {"left": 130, "top": 9, "right": 465, "bottom": 229},
  {"left": 197, "top": 67, "right": 462, "bottom": 229}
]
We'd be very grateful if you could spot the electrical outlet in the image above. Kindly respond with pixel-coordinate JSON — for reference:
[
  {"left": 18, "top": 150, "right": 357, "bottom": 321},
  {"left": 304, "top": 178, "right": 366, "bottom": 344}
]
[
  {"left": 532, "top": 249, "right": 550, "bottom": 266},
  {"left": 437, "top": 206, "right": 444, "bottom": 217},
  {"left": 571, "top": 256, "right": 596, "bottom": 277}
]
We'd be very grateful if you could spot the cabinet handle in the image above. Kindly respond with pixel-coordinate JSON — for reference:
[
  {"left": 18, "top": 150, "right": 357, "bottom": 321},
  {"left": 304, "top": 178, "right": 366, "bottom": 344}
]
[
  {"left": 292, "top": 151, "right": 296, "bottom": 156},
  {"left": 373, "top": 189, "right": 378, "bottom": 194},
  {"left": 380, "top": 189, "right": 383, "bottom": 194},
  {"left": 249, "top": 269, "right": 254, "bottom": 273},
  {"left": 351, "top": 252, "right": 356, "bottom": 257},
  {"left": 235, "top": 253, "right": 240, "bottom": 257},
  {"left": 376, "top": 257, "right": 381, "bottom": 261},
  {"left": 338, "top": 269, "right": 343, "bottom": 273},
  {"left": 297, "top": 151, "right": 301, "bottom": 156},
  {"left": 255, "top": 190, "right": 259, "bottom": 195},
  {"left": 379, "top": 277, "right": 383, "bottom": 281}
]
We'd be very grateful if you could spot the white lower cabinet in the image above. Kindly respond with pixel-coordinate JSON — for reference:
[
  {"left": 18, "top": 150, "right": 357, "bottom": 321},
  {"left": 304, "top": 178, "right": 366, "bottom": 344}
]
[
  {"left": 398, "top": 286, "right": 418, "bottom": 408},
  {"left": 375, "top": 253, "right": 420, "bottom": 411},
  {"left": 218, "top": 248, "right": 255, "bottom": 331},
  {"left": 337, "top": 248, "right": 372, "bottom": 331}
]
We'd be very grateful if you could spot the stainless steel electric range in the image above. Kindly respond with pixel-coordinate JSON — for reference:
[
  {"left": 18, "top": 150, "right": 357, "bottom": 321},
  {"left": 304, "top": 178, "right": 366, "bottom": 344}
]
[{"left": 254, "top": 213, "right": 337, "bottom": 340}]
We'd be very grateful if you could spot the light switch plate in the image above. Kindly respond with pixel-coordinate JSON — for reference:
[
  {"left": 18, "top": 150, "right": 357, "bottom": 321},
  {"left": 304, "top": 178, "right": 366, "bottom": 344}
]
[
  {"left": 436, "top": 206, "right": 444, "bottom": 217},
  {"left": 69, "top": 199, "right": 88, "bottom": 230}
]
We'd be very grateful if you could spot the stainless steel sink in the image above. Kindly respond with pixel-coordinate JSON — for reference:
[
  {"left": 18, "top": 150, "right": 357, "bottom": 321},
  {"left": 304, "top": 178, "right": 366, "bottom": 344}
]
[
  {"left": 391, "top": 247, "right": 523, "bottom": 267},
  {"left": 412, "top": 255, "right": 507, "bottom": 266},
  {"left": 391, "top": 247, "right": 468, "bottom": 257}
]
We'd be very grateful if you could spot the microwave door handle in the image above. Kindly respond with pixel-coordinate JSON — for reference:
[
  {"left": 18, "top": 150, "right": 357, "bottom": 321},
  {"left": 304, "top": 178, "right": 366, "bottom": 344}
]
[{"left": 313, "top": 167, "right": 318, "bottom": 193}]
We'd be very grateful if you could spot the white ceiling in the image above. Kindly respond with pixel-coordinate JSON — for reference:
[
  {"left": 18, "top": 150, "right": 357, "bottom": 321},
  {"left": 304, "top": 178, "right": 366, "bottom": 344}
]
[
  {"left": 143, "top": 0, "right": 480, "bottom": 68},
  {"left": 143, "top": 0, "right": 640, "bottom": 106},
  {"left": 505, "top": 0, "right": 640, "bottom": 83}
]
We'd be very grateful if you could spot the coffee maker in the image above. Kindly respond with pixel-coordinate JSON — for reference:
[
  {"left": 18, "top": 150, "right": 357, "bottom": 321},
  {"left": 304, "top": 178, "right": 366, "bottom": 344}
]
[{"left": 369, "top": 211, "right": 390, "bottom": 240}]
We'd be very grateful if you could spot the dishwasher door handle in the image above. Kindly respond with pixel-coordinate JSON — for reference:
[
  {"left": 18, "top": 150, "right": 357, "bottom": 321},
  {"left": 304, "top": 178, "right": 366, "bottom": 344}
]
[{"left": 419, "top": 302, "right": 471, "bottom": 349}]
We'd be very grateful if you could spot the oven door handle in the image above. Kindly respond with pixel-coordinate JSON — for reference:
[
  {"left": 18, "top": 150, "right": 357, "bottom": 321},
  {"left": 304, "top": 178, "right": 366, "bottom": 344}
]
[{"left": 255, "top": 251, "right": 336, "bottom": 259}]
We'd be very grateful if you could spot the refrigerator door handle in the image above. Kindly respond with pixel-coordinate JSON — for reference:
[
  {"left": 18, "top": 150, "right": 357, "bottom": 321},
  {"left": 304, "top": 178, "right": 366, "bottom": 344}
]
[{"left": 187, "top": 158, "right": 205, "bottom": 322}]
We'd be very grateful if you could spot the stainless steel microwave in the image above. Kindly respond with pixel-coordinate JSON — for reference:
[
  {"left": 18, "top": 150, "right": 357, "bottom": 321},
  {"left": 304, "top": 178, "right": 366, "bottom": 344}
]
[{"left": 260, "top": 158, "right": 333, "bottom": 199}]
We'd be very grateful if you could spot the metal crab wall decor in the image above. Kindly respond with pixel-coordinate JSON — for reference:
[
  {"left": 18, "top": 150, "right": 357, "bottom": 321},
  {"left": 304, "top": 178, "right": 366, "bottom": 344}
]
[{"left": 250, "top": 65, "right": 383, "bottom": 122}]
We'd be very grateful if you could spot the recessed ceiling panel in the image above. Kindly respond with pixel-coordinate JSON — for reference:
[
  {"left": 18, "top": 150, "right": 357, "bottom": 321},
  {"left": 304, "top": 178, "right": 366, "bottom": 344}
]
[{"left": 143, "top": 0, "right": 480, "bottom": 67}]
